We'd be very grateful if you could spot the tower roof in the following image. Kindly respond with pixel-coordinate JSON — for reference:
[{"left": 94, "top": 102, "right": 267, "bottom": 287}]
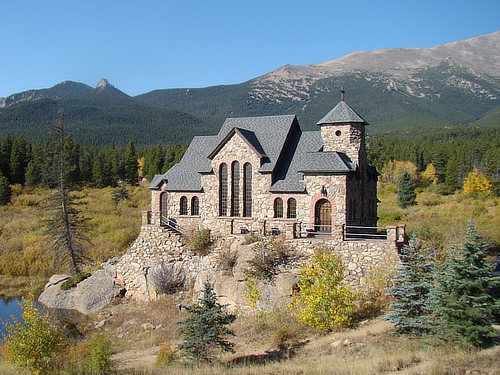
[{"left": 316, "top": 97, "right": 368, "bottom": 126}]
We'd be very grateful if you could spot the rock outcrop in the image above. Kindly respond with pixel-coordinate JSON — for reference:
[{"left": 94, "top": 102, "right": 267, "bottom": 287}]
[{"left": 38, "top": 259, "right": 122, "bottom": 315}]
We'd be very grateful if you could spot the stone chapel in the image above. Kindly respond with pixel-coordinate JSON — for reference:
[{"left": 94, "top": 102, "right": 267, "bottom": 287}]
[{"left": 148, "top": 92, "right": 378, "bottom": 239}]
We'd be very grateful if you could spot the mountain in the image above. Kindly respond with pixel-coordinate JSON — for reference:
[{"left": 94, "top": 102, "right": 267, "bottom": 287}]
[
  {"left": 136, "top": 31, "right": 500, "bottom": 133},
  {"left": 0, "top": 79, "right": 209, "bottom": 145},
  {"left": 1, "top": 31, "right": 499, "bottom": 144}
]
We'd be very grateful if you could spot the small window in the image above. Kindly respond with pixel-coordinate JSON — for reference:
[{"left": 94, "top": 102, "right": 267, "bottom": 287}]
[
  {"left": 191, "top": 196, "right": 199, "bottom": 216},
  {"left": 274, "top": 197, "right": 283, "bottom": 218},
  {"left": 179, "top": 196, "right": 188, "bottom": 215},
  {"left": 287, "top": 198, "right": 297, "bottom": 219},
  {"left": 335, "top": 130, "right": 341, "bottom": 136}
]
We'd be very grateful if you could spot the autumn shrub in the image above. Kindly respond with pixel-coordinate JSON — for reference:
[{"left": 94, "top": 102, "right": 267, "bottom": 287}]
[
  {"left": 187, "top": 228, "right": 212, "bottom": 255},
  {"left": 290, "top": 251, "right": 355, "bottom": 331},
  {"left": 463, "top": 169, "right": 493, "bottom": 195},
  {"left": 244, "top": 237, "right": 299, "bottom": 281},
  {"left": 244, "top": 277, "right": 261, "bottom": 309},
  {"left": 156, "top": 342, "right": 178, "bottom": 368},
  {"left": 3, "top": 301, "right": 66, "bottom": 375},
  {"left": 381, "top": 160, "right": 418, "bottom": 184},
  {"left": 417, "top": 191, "right": 442, "bottom": 207}
]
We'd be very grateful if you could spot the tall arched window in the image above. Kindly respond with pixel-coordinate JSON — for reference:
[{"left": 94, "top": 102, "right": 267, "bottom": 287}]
[
  {"left": 243, "top": 163, "right": 252, "bottom": 217},
  {"left": 191, "top": 196, "right": 199, "bottom": 216},
  {"left": 179, "top": 196, "right": 188, "bottom": 215},
  {"left": 274, "top": 197, "right": 283, "bottom": 218},
  {"left": 231, "top": 161, "right": 240, "bottom": 217},
  {"left": 218, "top": 163, "right": 228, "bottom": 216},
  {"left": 287, "top": 198, "right": 297, "bottom": 219}
]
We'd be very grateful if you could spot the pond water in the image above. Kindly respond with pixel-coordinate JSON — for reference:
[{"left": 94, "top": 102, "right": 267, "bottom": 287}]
[{"left": 0, "top": 297, "right": 23, "bottom": 340}]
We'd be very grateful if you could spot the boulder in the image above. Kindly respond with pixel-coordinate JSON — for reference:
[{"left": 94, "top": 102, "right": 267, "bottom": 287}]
[{"left": 38, "top": 259, "right": 122, "bottom": 315}]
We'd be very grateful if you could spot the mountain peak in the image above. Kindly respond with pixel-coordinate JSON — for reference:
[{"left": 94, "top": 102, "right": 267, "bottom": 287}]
[{"left": 96, "top": 78, "right": 111, "bottom": 90}]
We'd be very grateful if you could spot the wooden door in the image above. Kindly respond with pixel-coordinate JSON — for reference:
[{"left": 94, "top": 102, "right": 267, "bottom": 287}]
[{"left": 315, "top": 199, "right": 332, "bottom": 232}]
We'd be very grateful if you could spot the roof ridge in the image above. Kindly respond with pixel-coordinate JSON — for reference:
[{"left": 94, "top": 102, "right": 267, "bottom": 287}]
[{"left": 225, "top": 114, "right": 296, "bottom": 120}]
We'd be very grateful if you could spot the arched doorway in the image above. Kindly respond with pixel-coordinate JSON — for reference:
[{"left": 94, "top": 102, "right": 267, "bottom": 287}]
[
  {"left": 314, "top": 199, "right": 332, "bottom": 233},
  {"left": 159, "top": 192, "right": 168, "bottom": 217}
]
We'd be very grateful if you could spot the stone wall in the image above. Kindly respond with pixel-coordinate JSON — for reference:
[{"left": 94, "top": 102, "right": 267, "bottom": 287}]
[{"left": 116, "top": 221, "right": 403, "bottom": 309}]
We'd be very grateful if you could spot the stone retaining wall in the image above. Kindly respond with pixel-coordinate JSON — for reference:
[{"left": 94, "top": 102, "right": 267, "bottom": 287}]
[{"left": 116, "top": 223, "right": 403, "bottom": 308}]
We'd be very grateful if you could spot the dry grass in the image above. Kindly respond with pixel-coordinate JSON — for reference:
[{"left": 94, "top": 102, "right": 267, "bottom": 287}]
[
  {"left": 378, "top": 183, "right": 500, "bottom": 254},
  {"left": 0, "top": 185, "right": 149, "bottom": 281}
]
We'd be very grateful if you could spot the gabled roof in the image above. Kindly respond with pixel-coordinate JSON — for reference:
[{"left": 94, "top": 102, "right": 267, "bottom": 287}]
[
  {"left": 208, "top": 127, "right": 267, "bottom": 159},
  {"left": 316, "top": 100, "right": 368, "bottom": 125},
  {"left": 218, "top": 115, "right": 297, "bottom": 172}
]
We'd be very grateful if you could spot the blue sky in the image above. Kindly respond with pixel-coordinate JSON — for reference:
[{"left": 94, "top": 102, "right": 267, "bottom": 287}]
[{"left": 1, "top": 0, "right": 499, "bottom": 97}]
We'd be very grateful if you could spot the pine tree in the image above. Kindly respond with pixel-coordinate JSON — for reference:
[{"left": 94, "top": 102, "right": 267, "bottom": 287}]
[
  {"left": 124, "top": 142, "right": 138, "bottom": 184},
  {"left": 385, "top": 235, "right": 433, "bottom": 335},
  {"left": 178, "top": 282, "right": 236, "bottom": 363},
  {"left": 0, "top": 172, "right": 11, "bottom": 205},
  {"left": 0, "top": 138, "right": 12, "bottom": 180},
  {"left": 9, "top": 137, "right": 28, "bottom": 185},
  {"left": 433, "top": 151, "right": 447, "bottom": 183},
  {"left": 445, "top": 156, "right": 460, "bottom": 190},
  {"left": 25, "top": 160, "right": 42, "bottom": 186},
  {"left": 111, "top": 182, "right": 129, "bottom": 208},
  {"left": 397, "top": 171, "right": 416, "bottom": 208},
  {"left": 44, "top": 114, "right": 89, "bottom": 275},
  {"left": 430, "top": 223, "right": 499, "bottom": 347}
]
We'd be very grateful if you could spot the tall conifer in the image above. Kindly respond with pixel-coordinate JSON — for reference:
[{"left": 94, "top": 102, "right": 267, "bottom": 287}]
[{"left": 398, "top": 171, "right": 416, "bottom": 208}]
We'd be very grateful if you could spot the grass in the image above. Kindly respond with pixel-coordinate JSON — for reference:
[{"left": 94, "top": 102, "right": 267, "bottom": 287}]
[
  {"left": 0, "top": 185, "right": 149, "bottom": 285},
  {"left": 378, "top": 183, "right": 500, "bottom": 254}
]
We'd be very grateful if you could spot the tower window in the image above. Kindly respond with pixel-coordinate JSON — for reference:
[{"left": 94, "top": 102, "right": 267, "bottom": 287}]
[{"left": 335, "top": 130, "right": 342, "bottom": 136}]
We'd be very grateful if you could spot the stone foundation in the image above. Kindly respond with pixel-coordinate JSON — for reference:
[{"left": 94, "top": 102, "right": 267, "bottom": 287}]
[{"left": 116, "top": 222, "right": 404, "bottom": 309}]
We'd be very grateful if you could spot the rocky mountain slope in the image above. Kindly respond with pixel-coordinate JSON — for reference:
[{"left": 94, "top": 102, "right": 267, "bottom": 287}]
[{"left": 1, "top": 31, "right": 499, "bottom": 144}]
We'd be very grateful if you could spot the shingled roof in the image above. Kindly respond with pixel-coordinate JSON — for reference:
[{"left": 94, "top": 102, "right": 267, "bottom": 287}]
[
  {"left": 150, "top": 106, "right": 362, "bottom": 192},
  {"left": 316, "top": 100, "right": 368, "bottom": 125}
]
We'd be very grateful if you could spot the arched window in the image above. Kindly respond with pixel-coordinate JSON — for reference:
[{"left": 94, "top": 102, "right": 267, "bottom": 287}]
[
  {"left": 191, "top": 196, "right": 199, "bottom": 216},
  {"left": 231, "top": 161, "right": 240, "bottom": 217},
  {"left": 179, "top": 196, "right": 188, "bottom": 215},
  {"left": 218, "top": 163, "right": 228, "bottom": 216},
  {"left": 287, "top": 198, "right": 297, "bottom": 219},
  {"left": 274, "top": 197, "right": 283, "bottom": 218},
  {"left": 159, "top": 192, "right": 168, "bottom": 215},
  {"left": 243, "top": 163, "right": 252, "bottom": 217}
]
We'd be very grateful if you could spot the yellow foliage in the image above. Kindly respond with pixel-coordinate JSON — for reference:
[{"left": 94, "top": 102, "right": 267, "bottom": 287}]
[
  {"left": 244, "top": 277, "right": 261, "bottom": 309},
  {"left": 463, "top": 170, "right": 493, "bottom": 194},
  {"left": 138, "top": 157, "right": 145, "bottom": 177},
  {"left": 421, "top": 163, "right": 438, "bottom": 185},
  {"left": 3, "top": 301, "right": 66, "bottom": 375},
  {"left": 381, "top": 160, "right": 418, "bottom": 184},
  {"left": 290, "top": 251, "right": 355, "bottom": 331}
]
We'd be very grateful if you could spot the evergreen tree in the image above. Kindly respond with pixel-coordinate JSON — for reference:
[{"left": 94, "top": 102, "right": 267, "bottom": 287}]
[
  {"left": 44, "top": 114, "right": 89, "bottom": 275},
  {"left": 397, "top": 171, "right": 416, "bottom": 208},
  {"left": 430, "top": 223, "right": 499, "bottom": 347},
  {"left": 385, "top": 236, "right": 433, "bottom": 335},
  {"left": 9, "top": 137, "right": 28, "bottom": 185},
  {"left": 0, "top": 172, "right": 12, "bottom": 205},
  {"left": 111, "top": 182, "right": 129, "bottom": 208},
  {"left": 178, "top": 282, "right": 236, "bottom": 363},
  {"left": 124, "top": 142, "right": 138, "bottom": 184},
  {"left": 432, "top": 151, "right": 447, "bottom": 183},
  {"left": 0, "top": 138, "right": 12, "bottom": 180},
  {"left": 25, "top": 160, "right": 42, "bottom": 186},
  {"left": 445, "top": 156, "right": 460, "bottom": 190}
]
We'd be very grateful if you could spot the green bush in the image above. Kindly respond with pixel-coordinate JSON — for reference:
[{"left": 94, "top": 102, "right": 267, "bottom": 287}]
[
  {"left": 242, "top": 233, "right": 261, "bottom": 245},
  {"left": 187, "top": 228, "right": 212, "bottom": 255},
  {"left": 60, "top": 272, "right": 91, "bottom": 290},
  {"left": 84, "top": 334, "right": 113, "bottom": 374},
  {"left": 3, "top": 301, "right": 66, "bottom": 375}
]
